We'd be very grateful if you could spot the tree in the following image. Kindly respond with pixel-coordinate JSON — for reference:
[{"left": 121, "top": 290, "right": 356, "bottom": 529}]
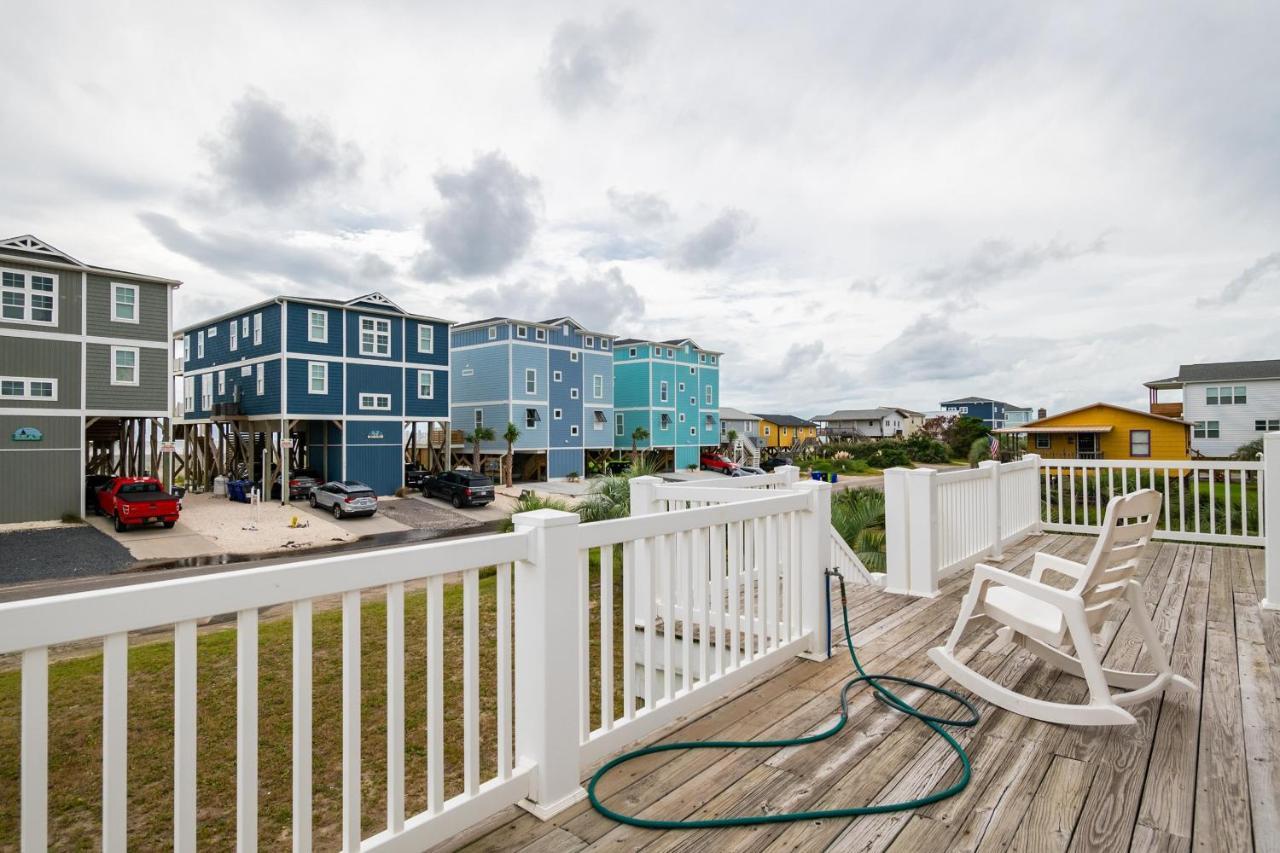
[
  {"left": 944, "top": 415, "right": 990, "bottom": 459},
  {"left": 465, "top": 426, "right": 495, "bottom": 473},
  {"left": 726, "top": 428, "right": 738, "bottom": 449},
  {"left": 630, "top": 425, "right": 650, "bottom": 465},
  {"left": 502, "top": 422, "right": 521, "bottom": 487}
]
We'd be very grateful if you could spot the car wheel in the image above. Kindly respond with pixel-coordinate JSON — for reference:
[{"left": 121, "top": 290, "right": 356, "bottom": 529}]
[
  {"left": 332, "top": 503, "right": 343, "bottom": 519},
  {"left": 114, "top": 514, "right": 126, "bottom": 533},
  {"left": 452, "top": 495, "right": 463, "bottom": 509},
  {"left": 163, "top": 521, "right": 176, "bottom": 529},
  {"left": 309, "top": 494, "right": 318, "bottom": 507}
]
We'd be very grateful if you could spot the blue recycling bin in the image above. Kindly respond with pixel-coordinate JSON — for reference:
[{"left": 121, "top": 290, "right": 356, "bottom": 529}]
[
  {"left": 811, "top": 471, "right": 823, "bottom": 481},
  {"left": 830, "top": 473, "right": 838, "bottom": 484},
  {"left": 228, "top": 479, "right": 248, "bottom": 503}
]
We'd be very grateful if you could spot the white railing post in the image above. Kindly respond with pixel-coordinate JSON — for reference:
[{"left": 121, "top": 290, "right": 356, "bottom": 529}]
[
  {"left": 629, "top": 476, "right": 662, "bottom": 622},
  {"left": 794, "top": 479, "right": 832, "bottom": 660},
  {"left": 1264, "top": 433, "right": 1279, "bottom": 610},
  {"left": 777, "top": 464, "right": 800, "bottom": 487},
  {"left": 1025, "top": 453, "right": 1043, "bottom": 533},
  {"left": 513, "top": 509, "right": 587, "bottom": 819},
  {"left": 979, "top": 460, "right": 1002, "bottom": 559},
  {"left": 906, "top": 468, "right": 940, "bottom": 597},
  {"left": 883, "top": 467, "right": 912, "bottom": 596}
]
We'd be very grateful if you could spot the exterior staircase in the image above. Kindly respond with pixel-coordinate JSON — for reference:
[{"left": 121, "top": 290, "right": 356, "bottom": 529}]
[{"left": 731, "top": 435, "right": 761, "bottom": 467}]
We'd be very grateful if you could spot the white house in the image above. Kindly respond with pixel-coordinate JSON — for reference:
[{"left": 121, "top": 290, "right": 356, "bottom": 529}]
[
  {"left": 812, "top": 407, "right": 923, "bottom": 438},
  {"left": 1145, "top": 359, "right": 1280, "bottom": 457}
]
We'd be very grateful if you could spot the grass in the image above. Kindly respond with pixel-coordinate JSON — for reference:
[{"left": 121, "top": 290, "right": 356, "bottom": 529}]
[
  {"left": 1043, "top": 471, "right": 1262, "bottom": 533},
  {"left": 0, "top": 552, "right": 627, "bottom": 850}
]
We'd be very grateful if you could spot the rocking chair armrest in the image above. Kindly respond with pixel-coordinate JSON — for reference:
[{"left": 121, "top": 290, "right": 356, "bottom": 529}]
[
  {"left": 1030, "top": 552, "right": 1088, "bottom": 583},
  {"left": 971, "top": 563, "right": 1081, "bottom": 610}
]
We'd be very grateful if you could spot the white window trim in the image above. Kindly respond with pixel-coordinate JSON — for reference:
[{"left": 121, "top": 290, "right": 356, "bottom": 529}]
[
  {"left": 593, "top": 374, "right": 603, "bottom": 398},
  {"left": 0, "top": 267, "right": 58, "bottom": 326},
  {"left": 200, "top": 374, "right": 212, "bottom": 409},
  {"left": 241, "top": 317, "right": 249, "bottom": 337},
  {"left": 253, "top": 312, "right": 263, "bottom": 346},
  {"left": 360, "top": 316, "right": 391, "bottom": 357},
  {"left": 359, "top": 392, "right": 392, "bottom": 411},
  {"left": 229, "top": 320, "right": 238, "bottom": 351},
  {"left": 110, "top": 282, "right": 139, "bottom": 324},
  {"left": 516, "top": 325, "right": 527, "bottom": 339},
  {"left": 308, "top": 309, "right": 328, "bottom": 343},
  {"left": 570, "top": 351, "right": 579, "bottom": 362},
  {"left": 197, "top": 331, "right": 205, "bottom": 359},
  {"left": 217, "top": 370, "right": 226, "bottom": 395},
  {"left": 584, "top": 335, "right": 594, "bottom": 348},
  {"left": 0, "top": 376, "right": 58, "bottom": 400},
  {"left": 534, "top": 327, "right": 546, "bottom": 341},
  {"left": 525, "top": 368, "right": 537, "bottom": 395},
  {"left": 417, "top": 324, "right": 433, "bottom": 353},
  {"left": 602, "top": 339, "right": 610, "bottom": 350},
  {"left": 570, "top": 425, "right": 579, "bottom": 436},
  {"left": 628, "top": 347, "right": 637, "bottom": 357},
  {"left": 474, "top": 408, "right": 484, "bottom": 428},
  {"left": 615, "top": 413, "right": 624, "bottom": 436},
  {"left": 256, "top": 363, "right": 264, "bottom": 395},
  {"left": 308, "top": 361, "right": 328, "bottom": 395},
  {"left": 569, "top": 387, "right": 579, "bottom": 399},
  {"left": 553, "top": 370, "right": 563, "bottom": 382},
  {"left": 659, "top": 381, "right": 669, "bottom": 403},
  {"left": 553, "top": 408, "right": 563, "bottom": 420},
  {"left": 110, "top": 345, "right": 140, "bottom": 387},
  {"left": 705, "top": 385, "right": 713, "bottom": 406},
  {"left": 417, "top": 369, "right": 434, "bottom": 399},
  {"left": 488, "top": 325, "right": 498, "bottom": 340}
]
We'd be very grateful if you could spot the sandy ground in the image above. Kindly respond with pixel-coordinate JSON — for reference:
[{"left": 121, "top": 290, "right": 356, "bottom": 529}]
[
  {"left": 173, "top": 492, "right": 359, "bottom": 553},
  {"left": 0, "top": 518, "right": 78, "bottom": 533}
]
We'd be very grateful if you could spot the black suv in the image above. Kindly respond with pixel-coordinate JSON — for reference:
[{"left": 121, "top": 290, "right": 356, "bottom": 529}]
[
  {"left": 405, "top": 463, "right": 429, "bottom": 490},
  {"left": 420, "top": 470, "right": 495, "bottom": 508}
]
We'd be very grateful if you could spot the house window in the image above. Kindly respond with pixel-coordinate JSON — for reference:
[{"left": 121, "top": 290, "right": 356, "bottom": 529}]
[
  {"left": 230, "top": 320, "right": 238, "bottom": 351},
  {"left": 360, "top": 317, "right": 390, "bottom": 356},
  {"left": 660, "top": 413, "right": 671, "bottom": 429},
  {"left": 111, "top": 283, "right": 139, "bottom": 323},
  {"left": 593, "top": 374, "right": 603, "bottom": 398},
  {"left": 488, "top": 325, "right": 498, "bottom": 340},
  {"left": 584, "top": 335, "right": 594, "bottom": 348},
  {"left": 678, "top": 382, "right": 685, "bottom": 392},
  {"left": 704, "top": 414, "right": 714, "bottom": 429},
  {"left": 525, "top": 368, "right": 537, "bottom": 394},
  {"left": 1035, "top": 434, "right": 1051, "bottom": 449},
  {"left": 629, "top": 347, "right": 637, "bottom": 357},
  {"left": 309, "top": 362, "right": 327, "bottom": 394},
  {"left": 0, "top": 377, "right": 57, "bottom": 400},
  {"left": 679, "top": 412, "right": 686, "bottom": 423},
  {"left": 553, "top": 408, "right": 563, "bottom": 420},
  {"left": 705, "top": 385, "right": 713, "bottom": 406},
  {"left": 416, "top": 324, "right": 433, "bottom": 353},
  {"left": 535, "top": 328, "right": 546, "bottom": 341},
  {"left": 197, "top": 331, "right": 205, "bottom": 359},
  {"left": 1193, "top": 421, "right": 1220, "bottom": 439},
  {"left": 593, "top": 410, "right": 607, "bottom": 429},
  {"left": 710, "top": 356, "right": 716, "bottom": 364},
  {"left": 570, "top": 351, "right": 579, "bottom": 362},
  {"left": 417, "top": 370, "right": 433, "bottom": 399},
  {"left": 689, "top": 366, "right": 696, "bottom": 375},
  {"left": 256, "top": 363, "right": 264, "bottom": 395},
  {"left": 602, "top": 339, "right": 610, "bottom": 350},
  {"left": 764, "top": 425, "right": 771, "bottom": 436},
  {"left": 1206, "top": 385, "right": 1247, "bottom": 405},
  {"left": 562, "top": 323, "right": 570, "bottom": 335},
  {"left": 0, "top": 269, "right": 57, "bottom": 324},
  {"left": 1256, "top": 420, "right": 1280, "bottom": 432},
  {"left": 111, "top": 346, "right": 139, "bottom": 386},
  {"left": 359, "top": 393, "right": 391, "bottom": 411},
  {"left": 615, "top": 413, "right": 624, "bottom": 435},
  {"left": 474, "top": 409, "right": 484, "bottom": 428},
  {"left": 201, "top": 374, "right": 211, "bottom": 409},
  {"left": 516, "top": 325, "right": 527, "bottom": 339},
  {"left": 184, "top": 376, "right": 194, "bottom": 412},
  {"left": 690, "top": 397, "right": 696, "bottom": 406},
  {"left": 570, "top": 425, "right": 579, "bottom": 436},
  {"left": 183, "top": 335, "right": 190, "bottom": 362},
  {"left": 253, "top": 313, "right": 263, "bottom": 346},
  {"left": 308, "top": 310, "right": 328, "bottom": 343},
  {"left": 1129, "top": 429, "right": 1151, "bottom": 458},
  {"left": 659, "top": 381, "right": 668, "bottom": 402},
  {"left": 525, "top": 408, "right": 540, "bottom": 428},
  {"left": 690, "top": 427, "right": 697, "bottom": 436},
  {"left": 217, "top": 370, "right": 226, "bottom": 396},
  {"left": 699, "top": 354, "right": 706, "bottom": 363},
  {"left": 241, "top": 317, "right": 249, "bottom": 338},
  {"left": 553, "top": 370, "right": 562, "bottom": 382},
  {"left": 568, "top": 387, "right": 578, "bottom": 400}
]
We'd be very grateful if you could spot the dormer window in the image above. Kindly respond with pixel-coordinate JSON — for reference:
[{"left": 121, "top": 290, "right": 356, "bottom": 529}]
[{"left": 535, "top": 327, "right": 546, "bottom": 341}]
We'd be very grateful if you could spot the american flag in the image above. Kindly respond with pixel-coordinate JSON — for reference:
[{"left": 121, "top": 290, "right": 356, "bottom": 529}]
[{"left": 989, "top": 435, "right": 1000, "bottom": 460}]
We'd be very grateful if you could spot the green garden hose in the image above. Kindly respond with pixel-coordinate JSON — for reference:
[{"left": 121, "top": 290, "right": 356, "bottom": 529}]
[{"left": 587, "top": 569, "right": 980, "bottom": 829}]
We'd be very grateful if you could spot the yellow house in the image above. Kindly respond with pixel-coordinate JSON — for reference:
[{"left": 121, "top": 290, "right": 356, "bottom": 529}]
[
  {"left": 995, "top": 402, "right": 1190, "bottom": 460},
  {"left": 754, "top": 414, "right": 818, "bottom": 449}
]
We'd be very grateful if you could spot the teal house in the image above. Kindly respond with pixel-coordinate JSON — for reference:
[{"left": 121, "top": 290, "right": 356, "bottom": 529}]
[{"left": 613, "top": 338, "right": 721, "bottom": 470}]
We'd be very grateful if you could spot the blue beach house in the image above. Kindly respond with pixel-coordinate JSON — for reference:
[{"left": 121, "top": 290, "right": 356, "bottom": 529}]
[
  {"left": 613, "top": 338, "right": 721, "bottom": 471},
  {"left": 177, "top": 292, "right": 451, "bottom": 495},
  {"left": 939, "top": 396, "right": 1026, "bottom": 430},
  {"left": 449, "top": 316, "right": 616, "bottom": 480}
]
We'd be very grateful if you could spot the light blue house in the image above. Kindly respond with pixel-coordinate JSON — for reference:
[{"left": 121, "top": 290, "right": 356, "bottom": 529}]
[
  {"left": 449, "top": 316, "right": 616, "bottom": 480},
  {"left": 613, "top": 338, "right": 721, "bottom": 471},
  {"left": 178, "top": 292, "right": 450, "bottom": 495}
]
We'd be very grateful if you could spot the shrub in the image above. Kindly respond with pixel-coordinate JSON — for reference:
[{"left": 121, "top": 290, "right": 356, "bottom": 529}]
[
  {"left": 831, "top": 487, "right": 886, "bottom": 572},
  {"left": 500, "top": 492, "right": 576, "bottom": 532},
  {"left": 1233, "top": 438, "right": 1264, "bottom": 461},
  {"left": 866, "top": 445, "right": 911, "bottom": 469},
  {"left": 968, "top": 436, "right": 991, "bottom": 467}
]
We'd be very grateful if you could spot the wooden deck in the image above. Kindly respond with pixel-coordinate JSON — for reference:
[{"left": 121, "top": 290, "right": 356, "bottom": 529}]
[{"left": 445, "top": 534, "right": 1280, "bottom": 853}]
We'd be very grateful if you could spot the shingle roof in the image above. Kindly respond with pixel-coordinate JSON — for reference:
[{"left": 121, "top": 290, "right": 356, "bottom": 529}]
[
  {"left": 719, "top": 407, "right": 760, "bottom": 422},
  {"left": 753, "top": 414, "right": 816, "bottom": 427},
  {"left": 940, "top": 396, "right": 1020, "bottom": 407},
  {"left": 813, "top": 407, "right": 900, "bottom": 421},
  {"left": 1176, "top": 359, "right": 1280, "bottom": 383}
]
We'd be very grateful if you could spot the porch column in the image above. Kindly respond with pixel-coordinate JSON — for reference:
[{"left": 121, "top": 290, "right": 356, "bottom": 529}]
[{"left": 1264, "top": 432, "right": 1280, "bottom": 610}]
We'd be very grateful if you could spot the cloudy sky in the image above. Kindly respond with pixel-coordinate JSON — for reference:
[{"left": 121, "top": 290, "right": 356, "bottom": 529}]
[{"left": 3, "top": 3, "right": 1277, "bottom": 416}]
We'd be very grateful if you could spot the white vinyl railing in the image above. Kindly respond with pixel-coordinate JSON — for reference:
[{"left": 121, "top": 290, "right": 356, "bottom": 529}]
[{"left": 0, "top": 475, "right": 834, "bottom": 852}]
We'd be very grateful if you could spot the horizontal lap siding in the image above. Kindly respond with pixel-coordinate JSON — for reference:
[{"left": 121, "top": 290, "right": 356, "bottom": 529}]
[
  {"left": 1184, "top": 379, "right": 1280, "bottom": 457},
  {"left": 183, "top": 303, "right": 281, "bottom": 373},
  {"left": 345, "top": 363, "right": 402, "bottom": 415},
  {"left": 403, "top": 319, "right": 449, "bottom": 366},
  {"left": 85, "top": 344, "right": 167, "bottom": 410},
  {"left": 451, "top": 344, "right": 509, "bottom": 403},
  {"left": 0, "top": 259, "right": 81, "bottom": 334},
  {"left": 510, "top": 343, "right": 547, "bottom": 404},
  {"left": 285, "top": 303, "right": 343, "bottom": 357},
  {"left": 0, "top": 413, "right": 81, "bottom": 522},
  {"left": 403, "top": 368, "right": 448, "bottom": 419},
  {"left": 614, "top": 409, "right": 651, "bottom": 448},
  {"left": 0, "top": 336, "right": 80, "bottom": 408},
  {"left": 1030, "top": 405, "right": 1190, "bottom": 460},
  {"left": 453, "top": 323, "right": 509, "bottom": 347},
  {"left": 451, "top": 403, "right": 514, "bottom": 453},
  {"left": 85, "top": 275, "right": 169, "bottom": 342},
  {"left": 287, "top": 359, "right": 343, "bottom": 415},
  {"left": 612, "top": 361, "right": 649, "bottom": 409},
  {"left": 549, "top": 349, "right": 581, "bottom": 448},
  {"left": 345, "top": 309, "right": 403, "bottom": 361}
]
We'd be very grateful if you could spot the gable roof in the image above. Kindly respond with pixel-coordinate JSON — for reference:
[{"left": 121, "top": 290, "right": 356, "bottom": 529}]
[
  {"left": 344, "top": 291, "right": 406, "bottom": 313},
  {"left": 1174, "top": 359, "right": 1280, "bottom": 384},
  {"left": 993, "top": 401, "right": 1190, "bottom": 433},
  {"left": 719, "top": 407, "right": 761, "bottom": 422},
  {"left": 813, "top": 407, "right": 911, "bottom": 421},
  {"left": 0, "top": 234, "right": 182, "bottom": 286},
  {"left": 940, "top": 396, "right": 1020, "bottom": 408},
  {"left": 611, "top": 336, "right": 722, "bottom": 355},
  {"left": 753, "top": 413, "right": 816, "bottom": 428},
  {"left": 453, "top": 315, "right": 616, "bottom": 339}
]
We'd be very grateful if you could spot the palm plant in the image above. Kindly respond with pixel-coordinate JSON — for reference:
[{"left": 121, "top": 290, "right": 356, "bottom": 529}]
[
  {"left": 831, "top": 488, "right": 887, "bottom": 572},
  {"left": 502, "top": 422, "right": 521, "bottom": 487},
  {"left": 630, "top": 425, "right": 649, "bottom": 466},
  {"left": 575, "top": 458, "right": 662, "bottom": 522},
  {"left": 499, "top": 491, "right": 575, "bottom": 532},
  {"left": 466, "top": 425, "right": 495, "bottom": 473}
]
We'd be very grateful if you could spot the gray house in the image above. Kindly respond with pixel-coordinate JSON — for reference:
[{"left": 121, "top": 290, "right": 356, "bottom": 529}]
[{"left": 0, "top": 235, "right": 180, "bottom": 522}]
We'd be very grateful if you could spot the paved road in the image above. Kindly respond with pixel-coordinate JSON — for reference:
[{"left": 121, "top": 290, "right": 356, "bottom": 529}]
[{"left": 0, "top": 526, "right": 133, "bottom": 586}]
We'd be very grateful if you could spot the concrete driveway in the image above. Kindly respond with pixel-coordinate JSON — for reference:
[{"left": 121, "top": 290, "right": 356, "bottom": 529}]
[{"left": 85, "top": 513, "right": 220, "bottom": 562}]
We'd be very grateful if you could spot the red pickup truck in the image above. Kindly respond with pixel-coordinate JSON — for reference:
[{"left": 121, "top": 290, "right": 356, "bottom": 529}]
[{"left": 95, "top": 477, "right": 181, "bottom": 532}]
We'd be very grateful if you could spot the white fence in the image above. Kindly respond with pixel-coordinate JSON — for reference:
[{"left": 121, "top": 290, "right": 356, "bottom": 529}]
[
  {"left": 0, "top": 476, "right": 834, "bottom": 852},
  {"left": 885, "top": 438, "right": 1280, "bottom": 607}
]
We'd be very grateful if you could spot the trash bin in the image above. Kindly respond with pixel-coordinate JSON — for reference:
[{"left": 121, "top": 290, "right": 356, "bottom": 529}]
[
  {"left": 830, "top": 473, "right": 839, "bottom": 484},
  {"left": 811, "top": 471, "right": 823, "bottom": 481},
  {"left": 212, "top": 475, "right": 227, "bottom": 496},
  {"left": 228, "top": 479, "right": 247, "bottom": 503}
]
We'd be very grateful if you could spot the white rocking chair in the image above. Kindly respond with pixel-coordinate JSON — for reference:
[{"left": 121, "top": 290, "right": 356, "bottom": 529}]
[{"left": 928, "top": 489, "right": 1196, "bottom": 726}]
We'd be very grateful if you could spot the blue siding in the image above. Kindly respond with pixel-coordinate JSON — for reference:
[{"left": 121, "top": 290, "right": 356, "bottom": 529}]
[
  {"left": 404, "top": 318, "right": 449, "bottom": 366},
  {"left": 404, "top": 367, "right": 448, "bottom": 419},
  {"left": 582, "top": 403, "right": 613, "bottom": 448},
  {"left": 285, "top": 302, "right": 343, "bottom": 357},
  {"left": 345, "top": 419, "right": 403, "bottom": 495},
  {"left": 344, "top": 309, "right": 403, "bottom": 361},
  {"left": 548, "top": 348, "right": 581, "bottom": 449},
  {"left": 510, "top": 343, "right": 547, "bottom": 403},
  {"left": 675, "top": 445, "right": 700, "bottom": 470},
  {"left": 452, "top": 323, "right": 509, "bottom": 347},
  {"left": 548, "top": 448, "right": 584, "bottom": 478},
  {"left": 306, "top": 421, "right": 343, "bottom": 482},
  {"left": 181, "top": 302, "right": 281, "bottom": 373},
  {"left": 451, "top": 343, "right": 509, "bottom": 403},
  {"left": 450, "top": 402, "right": 513, "bottom": 453},
  {"left": 613, "top": 409, "right": 650, "bottom": 449},
  {"left": 286, "top": 358, "right": 343, "bottom": 415},
  {"left": 346, "top": 363, "right": 403, "bottom": 414},
  {"left": 582, "top": 353, "right": 612, "bottom": 404},
  {"left": 613, "top": 361, "right": 649, "bottom": 409}
]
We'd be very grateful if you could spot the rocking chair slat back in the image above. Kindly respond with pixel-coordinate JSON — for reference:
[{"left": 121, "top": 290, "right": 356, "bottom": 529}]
[{"left": 1076, "top": 489, "right": 1161, "bottom": 612}]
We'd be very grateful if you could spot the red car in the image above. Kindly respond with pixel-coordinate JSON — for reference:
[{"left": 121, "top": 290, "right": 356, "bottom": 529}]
[
  {"left": 95, "top": 476, "right": 181, "bottom": 532},
  {"left": 700, "top": 452, "right": 739, "bottom": 475}
]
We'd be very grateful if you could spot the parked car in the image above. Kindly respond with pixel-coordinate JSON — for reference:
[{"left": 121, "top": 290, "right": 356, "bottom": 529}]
[
  {"left": 738, "top": 464, "right": 767, "bottom": 475},
  {"left": 405, "top": 463, "right": 429, "bottom": 490},
  {"left": 257, "top": 467, "right": 323, "bottom": 500},
  {"left": 420, "top": 470, "right": 495, "bottom": 508},
  {"left": 761, "top": 455, "right": 794, "bottom": 472},
  {"left": 700, "top": 452, "right": 739, "bottom": 475},
  {"left": 94, "top": 476, "right": 181, "bottom": 532},
  {"left": 308, "top": 480, "right": 378, "bottom": 519},
  {"left": 85, "top": 474, "right": 114, "bottom": 512}
]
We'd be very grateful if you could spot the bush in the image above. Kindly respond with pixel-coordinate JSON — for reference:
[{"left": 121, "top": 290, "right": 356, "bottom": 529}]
[
  {"left": 866, "top": 445, "right": 911, "bottom": 469},
  {"left": 902, "top": 432, "right": 951, "bottom": 464},
  {"left": 945, "top": 416, "right": 991, "bottom": 458},
  {"left": 1234, "top": 438, "right": 1264, "bottom": 461},
  {"left": 500, "top": 492, "right": 576, "bottom": 531}
]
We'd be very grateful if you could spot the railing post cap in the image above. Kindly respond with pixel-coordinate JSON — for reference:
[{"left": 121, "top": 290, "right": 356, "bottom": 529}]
[
  {"left": 905, "top": 467, "right": 937, "bottom": 477},
  {"left": 794, "top": 479, "right": 829, "bottom": 492},
  {"left": 978, "top": 459, "right": 999, "bottom": 469},
  {"left": 629, "top": 475, "right": 663, "bottom": 485},
  {"left": 512, "top": 508, "right": 580, "bottom": 528}
]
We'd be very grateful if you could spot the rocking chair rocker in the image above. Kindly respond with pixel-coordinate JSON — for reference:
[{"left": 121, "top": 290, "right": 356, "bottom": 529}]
[{"left": 928, "top": 489, "right": 1196, "bottom": 726}]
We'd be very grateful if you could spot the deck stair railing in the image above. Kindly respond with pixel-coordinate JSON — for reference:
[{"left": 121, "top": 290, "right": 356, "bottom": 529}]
[
  {"left": 884, "top": 433, "right": 1280, "bottom": 608},
  {"left": 1, "top": 470, "right": 835, "bottom": 852}
]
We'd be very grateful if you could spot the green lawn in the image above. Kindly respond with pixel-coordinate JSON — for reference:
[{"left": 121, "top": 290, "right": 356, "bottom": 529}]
[
  {"left": 1043, "top": 471, "right": 1261, "bottom": 534},
  {"left": 0, "top": 553, "right": 627, "bottom": 850}
]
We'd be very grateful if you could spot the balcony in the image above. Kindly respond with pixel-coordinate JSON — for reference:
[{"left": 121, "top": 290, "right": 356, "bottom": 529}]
[
  {"left": 1150, "top": 401, "right": 1183, "bottom": 418},
  {"left": 2, "top": 449, "right": 1277, "bottom": 850}
]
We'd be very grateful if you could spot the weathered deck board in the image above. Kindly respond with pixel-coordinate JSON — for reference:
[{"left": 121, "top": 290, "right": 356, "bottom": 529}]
[{"left": 444, "top": 537, "right": 1276, "bottom": 853}]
